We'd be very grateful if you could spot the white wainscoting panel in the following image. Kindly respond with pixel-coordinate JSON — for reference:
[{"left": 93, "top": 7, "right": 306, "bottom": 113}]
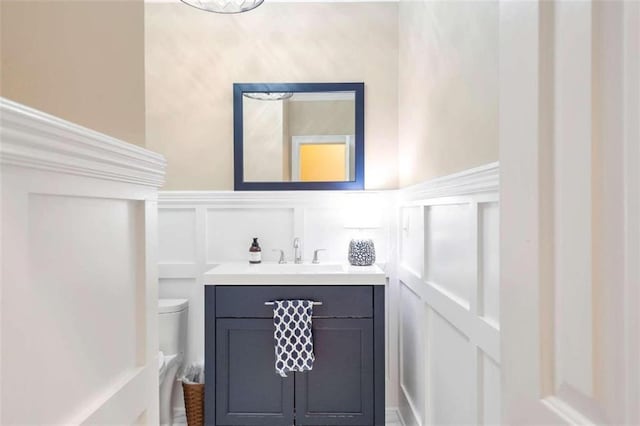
[
  {"left": 480, "top": 352, "right": 501, "bottom": 425},
  {"left": 479, "top": 202, "right": 500, "bottom": 327},
  {"left": 207, "top": 208, "right": 294, "bottom": 263},
  {"left": 303, "top": 207, "right": 352, "bottom": 262},
  {"left": 425, "top": 203, "right": 473, "bottom": 308},
  {"left": 304, "top": 207, "right": 388, "bottom": 263},
  {"left": 159, "top": 209, "right": 197, "bottom": 264},
  {"left": 429, "top": 309, "right": 474, "bottom": 425},
  {"left": 7, "top": 195, "right": 141, "bottom": 424},
  {"left": 0, "top": 98, "right": 165, "bottom": 425},
  {"left": 396, "top": 163, "right": 500, "bottom": 426},
  {"left": 400, "top": 206, "right": 424, "bottom": 277},
  {"left": 399, "top": 281, "right": 426, "bottom": 424}
]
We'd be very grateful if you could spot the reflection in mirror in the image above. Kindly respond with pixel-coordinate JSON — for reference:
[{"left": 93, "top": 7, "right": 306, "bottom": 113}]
[
  {"left": 234, "top": 82, "right": 364, "bottom": 191},
  {"left": 244, "top": 92, "right": 293, "bottom": 101},
  {"left": 242, "top": 91, "right": 356, "bottom": 183}
]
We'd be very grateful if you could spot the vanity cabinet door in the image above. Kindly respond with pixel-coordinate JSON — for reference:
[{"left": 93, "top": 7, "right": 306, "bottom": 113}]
[
  {"left": 294, "top": 318, "right": 374, "bottom": 426},
  {"left": 215, "top": 319, "right": 294, "bottom": 426}
]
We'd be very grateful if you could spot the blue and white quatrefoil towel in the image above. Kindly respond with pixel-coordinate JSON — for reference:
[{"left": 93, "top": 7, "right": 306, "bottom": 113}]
[{"left": 272, "top": 300, "right": 315, "bottom": 378}]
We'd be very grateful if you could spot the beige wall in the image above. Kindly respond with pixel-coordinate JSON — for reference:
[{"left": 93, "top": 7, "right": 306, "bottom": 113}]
[
  {"left": 0, "top": 0, "right": 497, "bottom": 188},
  {"left": 397, "top": 0, "right": 499, "bottom": 186},
  {"left": 145, "top": 2, "right": 398, "bottom": 190},
  {"left": 0, "top": 0, "right": 146, "bottom": 146}
]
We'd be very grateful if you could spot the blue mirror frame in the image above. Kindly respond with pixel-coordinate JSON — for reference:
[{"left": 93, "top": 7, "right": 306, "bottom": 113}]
[{"left": 233, "top": 82, "right": 365, "bottom": 191}]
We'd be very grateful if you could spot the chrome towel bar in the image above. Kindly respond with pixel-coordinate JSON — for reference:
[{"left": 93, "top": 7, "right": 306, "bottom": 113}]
[{"left": 264, "top": 301, "right": 323, "bottom": 306}]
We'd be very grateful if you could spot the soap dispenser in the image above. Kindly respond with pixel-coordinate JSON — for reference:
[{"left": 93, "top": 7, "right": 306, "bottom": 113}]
[{"left": 249, "top": 237, "right": 262, "bottom": 264}]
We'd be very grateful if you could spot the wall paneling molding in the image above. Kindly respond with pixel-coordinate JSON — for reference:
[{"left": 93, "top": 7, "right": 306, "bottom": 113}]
[
  {"left": 0, "top": 98, "right": 166, "bottom": 424},
  {"left": 396, "top": 162, "right": 500, "bottom": 426}
]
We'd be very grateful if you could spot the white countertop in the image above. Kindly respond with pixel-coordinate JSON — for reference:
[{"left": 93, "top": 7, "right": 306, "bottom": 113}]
[{"left": 203, "top": 262, "right": 387, "bottom": 285}]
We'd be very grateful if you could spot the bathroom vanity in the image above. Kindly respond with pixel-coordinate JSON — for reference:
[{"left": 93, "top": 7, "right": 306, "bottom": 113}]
[{"left": 204, "top": 263, "right": 385, "bottom": 426}]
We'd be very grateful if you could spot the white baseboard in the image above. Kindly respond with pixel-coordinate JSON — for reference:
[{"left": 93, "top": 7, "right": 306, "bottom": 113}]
[
  {"left": 170, "top": 407, "right": 186, "bottom": 425},
  {"left": 387, "top": 407, "right": 406, "bottom": 425}
]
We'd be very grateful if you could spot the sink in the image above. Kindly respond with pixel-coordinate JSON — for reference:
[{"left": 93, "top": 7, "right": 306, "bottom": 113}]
[
  {"left": 238, "top": 263, "right": 345, "bottom": 274},
  {"left": 204, "top": 262, "right": 386, "bottom": 285}
]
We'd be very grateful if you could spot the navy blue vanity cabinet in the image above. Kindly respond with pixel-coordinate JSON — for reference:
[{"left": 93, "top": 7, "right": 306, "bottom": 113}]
[
  {"left": 215, "top": 318, "right": 295, "bottom": 425},
  {"left": 294, "top": 318, "right": 374, "bottom": 425},
  {"left": 205, "top": 285, "right": 385, "bottom": 426}
]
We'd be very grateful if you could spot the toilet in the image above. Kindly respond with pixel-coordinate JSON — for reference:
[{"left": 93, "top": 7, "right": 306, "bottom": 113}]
[{"left": 158, "top": 298, "right": 188, "bottom": 425}]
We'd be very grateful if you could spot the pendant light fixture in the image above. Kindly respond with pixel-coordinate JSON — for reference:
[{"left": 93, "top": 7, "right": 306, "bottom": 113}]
[
  {"left": 180, "top": 0, "right": 264, "bottom": 14},
  {"left": 243, "top": 92, "right": 294, "bottom": 101}
]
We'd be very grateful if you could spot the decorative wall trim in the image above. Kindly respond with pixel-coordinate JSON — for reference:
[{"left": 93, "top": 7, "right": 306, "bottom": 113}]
[
  {"left": 541, "top": 396, "right": 598, "bottom": 426},
  {"left": 399, "top": 162, "right": 499, "bottom": 202},
  {"left": 399, "top": 385, "right": 422, "bottom": 426},
  {"left": 158, "top": 163, "right": 498, "bottom": 207},
  {"left": 396, "top": 410, "right": 410, "bottom": 426},
  {"left": 0, "top": 97, "right": 166, "bottom": 188},
  {"left": 394, "top": 404, "right": 410, "bottom": 426},
  {"left": 385, "top": 407, "right": 406, "bottom": 426},
  {"left": 397, "top": 170, "right": 500, "bottom": 425},
  {"left": 159, "top": 190, "right": 389, "bottom": 207}
]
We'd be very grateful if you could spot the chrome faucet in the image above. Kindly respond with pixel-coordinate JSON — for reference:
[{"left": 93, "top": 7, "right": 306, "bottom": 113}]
[
  {"left": 272, "top": 249, "right": 286, "bottom": 264},
  {"left": 312, "top": 249, "right": 327, "bottom": 264},
  {"left": 293, "top": 237, "right": 303, "bottom": 264}
]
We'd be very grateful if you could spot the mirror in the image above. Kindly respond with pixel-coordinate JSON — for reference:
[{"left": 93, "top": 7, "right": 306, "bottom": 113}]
[{"left": 233, "top": 83, "right": 364, "bottom": 190}]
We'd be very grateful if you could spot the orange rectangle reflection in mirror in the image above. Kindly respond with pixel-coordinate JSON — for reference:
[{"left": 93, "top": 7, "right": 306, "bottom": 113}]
[{"left": 299, "top": 143, "right": 346, "bottom": 182}]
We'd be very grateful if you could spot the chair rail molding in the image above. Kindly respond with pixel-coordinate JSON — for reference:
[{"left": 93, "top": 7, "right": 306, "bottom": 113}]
[
  {"left": 0, "top": 97, "right": 166, "bottom": 188},
  {"left": 399, "top": 162, "right": 499, "bottom": 203},
  {"left": 159, "top": 189, "right": 389, "bottom": 208}
]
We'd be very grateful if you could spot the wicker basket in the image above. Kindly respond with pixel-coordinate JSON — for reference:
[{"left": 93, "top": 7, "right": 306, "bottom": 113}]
[{"left": 182, "top": 381, "right": 204, "bottom": 426}]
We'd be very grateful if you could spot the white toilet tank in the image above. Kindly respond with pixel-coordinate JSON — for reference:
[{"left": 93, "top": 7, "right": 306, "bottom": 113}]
[{"left": 158, "top": 298, "right": 188, "bottom": 356}]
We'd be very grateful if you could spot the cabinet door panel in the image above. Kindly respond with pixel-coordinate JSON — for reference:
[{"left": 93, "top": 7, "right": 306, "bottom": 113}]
[
  {"left": 216, "top": 319, "right": 294, "bottom": 426},
  {"left": 295, "top": 318, "right": 374, "bottom": 425}
]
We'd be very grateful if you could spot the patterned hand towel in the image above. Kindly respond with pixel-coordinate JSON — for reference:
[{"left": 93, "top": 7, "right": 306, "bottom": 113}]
[{"left": 272, "top": 300, "right": 315, "bottom": 378}]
